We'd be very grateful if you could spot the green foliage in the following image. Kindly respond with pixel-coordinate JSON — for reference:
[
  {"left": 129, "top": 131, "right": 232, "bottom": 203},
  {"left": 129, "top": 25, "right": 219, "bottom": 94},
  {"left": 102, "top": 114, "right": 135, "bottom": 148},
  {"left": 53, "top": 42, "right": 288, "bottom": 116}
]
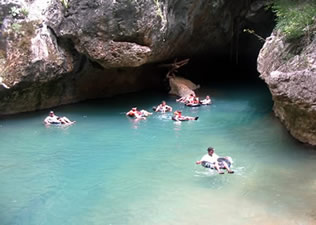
[
  {"left": 11, "top": 23, "right": 22, "bottom": 33},
  {"left": 8, "top": 21, "right": 37, "bottom": 43},
  {"left": 10, "top": 6, "right": 21, "bottom": 18},
  {"left": 269, "top": 0, "right": 316, "bottom": 41},
  {"left": 20, "top": 8, "right": 29, "bottom": 17},
  {"left": 60, "top": 0, "right": 69, "bottom": 9},
  {"left": 9, "top": 6, "right": 29, "bottom": 18}
]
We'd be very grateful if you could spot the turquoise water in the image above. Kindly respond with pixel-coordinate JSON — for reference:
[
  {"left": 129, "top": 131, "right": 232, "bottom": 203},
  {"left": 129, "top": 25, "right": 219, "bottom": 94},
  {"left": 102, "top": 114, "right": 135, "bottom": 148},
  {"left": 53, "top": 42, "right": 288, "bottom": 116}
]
[{"left": 1, "top": 82, "right": 316, "bottom": 225}]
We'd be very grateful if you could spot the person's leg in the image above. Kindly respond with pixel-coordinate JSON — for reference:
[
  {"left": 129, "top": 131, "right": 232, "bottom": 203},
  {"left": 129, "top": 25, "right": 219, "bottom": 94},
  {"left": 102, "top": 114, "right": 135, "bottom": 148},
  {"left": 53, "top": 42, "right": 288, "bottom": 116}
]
[
  {"left": 214, "top": 164, "right": 224, "bottom": 174},
  {"left": 63, "top": 117, "right": 76, "bottom": 124},
  {"left": 58, "top": 118, "right": 66, "bottom": 124},
  {"left": 222, "top": 161, "right": 234, "bottom": 173},
  {"left": 62, "top": 117, "right": 72, "bottom": 123}
]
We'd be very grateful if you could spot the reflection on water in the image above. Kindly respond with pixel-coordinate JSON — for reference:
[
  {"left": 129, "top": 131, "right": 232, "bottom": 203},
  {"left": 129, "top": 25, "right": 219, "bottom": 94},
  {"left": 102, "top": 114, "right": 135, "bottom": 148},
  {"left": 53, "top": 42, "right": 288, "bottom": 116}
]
[{"left": 0, "top": 82, "right": 315, "bottom": 225}]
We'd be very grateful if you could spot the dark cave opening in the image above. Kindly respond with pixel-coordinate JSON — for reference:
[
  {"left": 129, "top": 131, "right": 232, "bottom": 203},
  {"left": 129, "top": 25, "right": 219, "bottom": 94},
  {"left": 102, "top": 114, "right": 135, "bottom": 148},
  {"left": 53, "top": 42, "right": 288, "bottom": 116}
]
[{"left": 157, "top": 8, "right": 276, "bottom": 87}]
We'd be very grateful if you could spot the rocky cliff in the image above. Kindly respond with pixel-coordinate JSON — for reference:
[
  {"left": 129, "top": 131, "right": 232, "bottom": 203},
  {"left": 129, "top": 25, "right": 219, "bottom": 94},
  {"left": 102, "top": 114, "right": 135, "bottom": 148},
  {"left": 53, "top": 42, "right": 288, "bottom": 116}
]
[
  {"left": 258, "top": 26, "right": 316, "bottom": 145},
  {"left": 0, "top": 0, "right": 268, "bottom": 115}
]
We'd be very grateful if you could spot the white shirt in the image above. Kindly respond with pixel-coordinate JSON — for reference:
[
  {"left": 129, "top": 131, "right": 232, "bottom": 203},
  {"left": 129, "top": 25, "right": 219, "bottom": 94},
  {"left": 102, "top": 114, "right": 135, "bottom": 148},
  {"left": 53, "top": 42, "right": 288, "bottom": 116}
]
[
  {"left": 200, "top": 153, "right": 219, "bottom": 164},
  {"left": 201, "top": 99, "right": 211, "bottom": 105},
  {"left": 44, "top": 115, "right": 60, "bottom": 124}
]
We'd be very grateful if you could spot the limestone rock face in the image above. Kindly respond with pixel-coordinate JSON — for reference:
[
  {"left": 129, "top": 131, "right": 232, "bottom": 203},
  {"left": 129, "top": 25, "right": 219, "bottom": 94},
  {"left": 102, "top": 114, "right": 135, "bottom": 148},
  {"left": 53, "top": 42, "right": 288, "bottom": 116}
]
[
  {"left": 0, "top": 0, "right": 265, "bottom": 115},
  {"left": 0, "top": 0, "right": 75, "bottom": 114},
  {"left": 258, "top": 30, "right": 316, "bottom": 145},
  {"left": 50, "top": 0, "right": 250, "bottom": 67}
]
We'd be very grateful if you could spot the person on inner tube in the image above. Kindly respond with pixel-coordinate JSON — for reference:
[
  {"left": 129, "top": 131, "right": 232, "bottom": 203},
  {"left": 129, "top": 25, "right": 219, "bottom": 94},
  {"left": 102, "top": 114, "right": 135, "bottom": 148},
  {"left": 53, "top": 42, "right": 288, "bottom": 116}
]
[
  {"left": 173, "top": 110, "right": 197, "bottom": 121},
  {"left": 196, "top": 147, "right": 234, "bottom": 174},
  {"left": 126, "top": 107, "right": 146, "bottom": 119},
  {"left": 186, "top": 96, "right": 200, "bottom": 106},
  {"left": 200, "top": 95, "right": 212, "bottom": 105},
  {"left": 155, "top": 101, "right": 173, "bottom": 113},
  {"left": 44, "top": 111, "right": 75, "bottom": 125},
  {"left": 176, "top": 93, "right": 195, "bottom": 104},
  {"left": 140, "top": 109, "right": 153, "bottom": 117}
]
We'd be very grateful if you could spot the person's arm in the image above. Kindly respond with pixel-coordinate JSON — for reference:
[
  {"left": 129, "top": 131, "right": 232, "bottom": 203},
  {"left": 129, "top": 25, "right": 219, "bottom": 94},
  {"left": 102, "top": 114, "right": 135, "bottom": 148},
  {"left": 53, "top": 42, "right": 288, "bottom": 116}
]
[
  {"left": 155, "top": 105, "right": 161, "bottom": 112},
  {"left": 196, "top": 154, "right": 207, "bottom": 164},
  {"left": 44, "top": 117, "right": 50, "bottom": 124},
  {"left": 176, "top": 98, "right": 182, "bottom": 102}
]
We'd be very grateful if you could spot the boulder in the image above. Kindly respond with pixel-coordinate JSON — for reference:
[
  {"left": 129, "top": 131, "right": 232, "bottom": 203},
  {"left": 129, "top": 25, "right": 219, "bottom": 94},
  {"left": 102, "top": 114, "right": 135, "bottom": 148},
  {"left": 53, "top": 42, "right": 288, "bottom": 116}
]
[
  {"left": 258, "top": 30, "right": 316, "bottom": 145},
  {"left": 168, "top": 76, "right": 199, "bottom": 97}
]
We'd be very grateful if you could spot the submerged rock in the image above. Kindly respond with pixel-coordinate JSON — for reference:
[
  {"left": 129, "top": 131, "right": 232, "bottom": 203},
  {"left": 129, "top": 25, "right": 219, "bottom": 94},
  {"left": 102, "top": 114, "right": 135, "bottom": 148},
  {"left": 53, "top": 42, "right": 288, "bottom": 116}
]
[{"left": 258, "top": 29, "right": 316, "bottom": 146}]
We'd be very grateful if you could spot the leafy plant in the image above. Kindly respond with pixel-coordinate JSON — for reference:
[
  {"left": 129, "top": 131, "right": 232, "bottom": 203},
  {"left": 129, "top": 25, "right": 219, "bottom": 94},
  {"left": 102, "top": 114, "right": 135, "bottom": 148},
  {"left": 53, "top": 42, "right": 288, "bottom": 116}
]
[
  {"left": 10, "top": 6, "right": 21, "bottom": 18},
  {"left": 9, "top": 6, "right": 29, "bottom": 18},
  {"left": 60, "top": 0, "right": 69, "bottom": 9},
  {"left": 268, "top": 0, "right": 316, "bottom": 41},
  {"left": 20, "top": 8, "right": 29, "bottom": 17},
  {"left": 11, "top": 23, "right": 22, "bottom": 33}
]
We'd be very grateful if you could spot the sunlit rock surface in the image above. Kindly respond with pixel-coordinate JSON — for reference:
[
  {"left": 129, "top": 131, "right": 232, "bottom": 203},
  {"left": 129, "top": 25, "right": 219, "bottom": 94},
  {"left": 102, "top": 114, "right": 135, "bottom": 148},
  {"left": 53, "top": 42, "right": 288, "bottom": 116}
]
[
  {"left": 258, "top": 29, "right": 316, "bottom": 146},
  {"left": 168, "top": 76, "right": 199, "bottom": 97}
]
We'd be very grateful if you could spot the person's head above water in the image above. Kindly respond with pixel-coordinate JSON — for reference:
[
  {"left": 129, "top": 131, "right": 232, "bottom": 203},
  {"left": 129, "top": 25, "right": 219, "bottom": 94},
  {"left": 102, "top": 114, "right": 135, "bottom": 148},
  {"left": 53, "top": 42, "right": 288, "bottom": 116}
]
[
  {"left": 207, "top": 147, "right": 215, "bottom": 155},
  {"left": 132, "top": 107, "right": 137, "bottom": 111},
  {"left": 162, "top": 101, "right": 166, "bottom": 105},
  {"left": 49, "top": 111, "right": 55, "bottom": 116}
]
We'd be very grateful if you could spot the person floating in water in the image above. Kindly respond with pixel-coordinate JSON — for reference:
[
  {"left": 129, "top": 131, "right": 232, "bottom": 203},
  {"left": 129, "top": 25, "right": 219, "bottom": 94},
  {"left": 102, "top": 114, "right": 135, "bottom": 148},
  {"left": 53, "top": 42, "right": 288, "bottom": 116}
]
[
  {"left": 172, "top": 110, "right": 198, "bottom": 121},
  {"left": 186, "top": 96, "right": 201, "bottom": 107},
  {"left": 44, "top": 111, "right": 76, "bottom": 125},
  {"left": 200, "top": 95, "right": 212, "bottom": 105},
  {"left": 140, "top": 109, "right": 153, "bottom": 117},
  {"left": 154, "top": 101, "right": 173, "bottom": 113},
  {"left": 176, "top": 93, "right": 195, "bottom": 104},
  {"left": 126, "top": 107, "right": 147, "bottom": 120},
  {"left": 196, "top": 147, "right": 234, "bottom": 174}
]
